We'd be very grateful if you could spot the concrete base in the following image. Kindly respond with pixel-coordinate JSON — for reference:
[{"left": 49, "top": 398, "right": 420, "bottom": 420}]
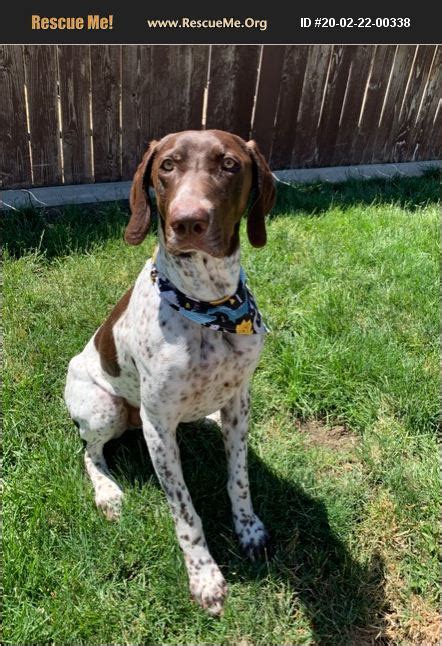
[
  {"left": 274, "top": 160, "right": 440, "bottom": 184},
  {"left": 0, "top": 181, "right": 132, "bottom": 211},
  {"left": 1, "top": 160, "right": 440, "bottom": 211}
]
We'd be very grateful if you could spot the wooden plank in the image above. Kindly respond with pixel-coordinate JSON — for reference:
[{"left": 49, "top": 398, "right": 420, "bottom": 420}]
[
  {"left": 58, "top": 45, "right": 93, "bottom": 184},
  {"left": 427, "top": 100, "right": 442, "bottom": 160},
  {"left": 0, "top": 45, "right": 32, "bottom": 188},
  {"left": 402, "top": 46, "right": 439, "bottom": 161},
  {"left": 121, "top": 46, "right": 149, "bottom": 179},
  {"left": 291, "top": 46, "right": 332, "bottom": 168},
  {"left": 206, "top": 45, "right": 260, "bottom": 139},
  {"left": 355, "top": 45, "right": 397, "bottom": 164},
  {"left": 386, "top": 45, "right": 436, "bottom": 162},
  {"left": 187, "top": 46, "right": 210, "bottom": 130},
  {"left": 90, "top": 45, "right": 121, "bottom": 182},
  {"left": 251, "top": 45, "right": 286, "bottom": 159},
  {"left": 121, "top": 45, "right": 209, "bottom": 180},
  {"left": 331, "top": 46, "right": 374, "bottom": 166},
  {"left": 370, "top": 45, "right": 417, "bottom": 163},
  {"left": 23, "top": 45, "right": 61, "bottom": 186},
  {"left": 414, "top": 46, "right": 442, "bottom": 160},
  {"left": 315, "top": 45, "right": 353, "bottom": 167},
  {"left": 148, "top": 45, "right": 209, "bottom": 138},
  {"left": 268, "top": 46, "right": 309, "bottom": 170}
]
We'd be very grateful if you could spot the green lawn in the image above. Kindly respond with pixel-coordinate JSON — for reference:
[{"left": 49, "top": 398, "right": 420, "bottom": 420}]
[{"left": 3, "top": 173, "right": 440, "bottom": 645}]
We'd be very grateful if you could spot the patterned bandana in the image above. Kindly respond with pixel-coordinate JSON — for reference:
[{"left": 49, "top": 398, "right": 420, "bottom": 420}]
[{"left": 150, "top": 260, "right": 268, "bottom": 335}]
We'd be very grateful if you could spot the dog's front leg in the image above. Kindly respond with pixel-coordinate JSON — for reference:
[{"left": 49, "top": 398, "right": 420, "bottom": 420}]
[
  {"left": 140, "top": 404, "right": 227, "bottom": 616},
  {"left": 221, "top": 386, "right": 271, "bottom": 560}
]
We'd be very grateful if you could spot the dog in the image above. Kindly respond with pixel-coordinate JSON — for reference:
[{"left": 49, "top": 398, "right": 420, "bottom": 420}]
[{"left": 64, "top": 129, "right": 276, "bottom": 615}]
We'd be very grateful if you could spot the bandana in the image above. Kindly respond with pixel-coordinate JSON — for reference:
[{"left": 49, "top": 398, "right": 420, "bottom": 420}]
[{"left": 150, "top": 260, "right": 268, "bottom": 335}]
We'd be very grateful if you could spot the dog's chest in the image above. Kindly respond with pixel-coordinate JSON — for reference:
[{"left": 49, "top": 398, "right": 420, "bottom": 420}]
[
  {"left": 116, "top": 307, "right": 263, "bottom": 421},
  {"left": 110, "top": 266, "right": 265, "bottom": 422},
  {"left": 161, "top": 323, "right": 262, "bottom": 416},
  {"left": 178, "top": 329, "right": 263, "bottom": 420}
]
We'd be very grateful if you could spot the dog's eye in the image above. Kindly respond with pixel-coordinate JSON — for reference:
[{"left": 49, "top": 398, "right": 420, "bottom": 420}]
[
  {"left": 222, "top": 157, "right": 238, "bottom": 171},
  {"left": 160, "top": 159, "right": 174, "bottom": 171}
]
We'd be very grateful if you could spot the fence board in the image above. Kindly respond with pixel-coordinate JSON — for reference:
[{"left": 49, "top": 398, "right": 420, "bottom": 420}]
[
  {"left": 23, "top": 45, "right": 61, "bottom": 186},
  {"left": 187, "top": 46, "right": 210, "bottom": 129},
  {"left": 91, "top": 45, "right": 121, "bottom": 182},
  {"left": 58, "top": 46, "right": 93, "bottom": 184},
  {"left": 426, "top": 98, "right": 442, "bottom": 160},
  {"left": 0, "top": 45, "right": 31, "bottom": 188},
  {"left": 121, "top": 45, "right": 208, "bottom": 179},
  {"left": 251, "top": 46, "right": 286, "bottom": 159},
  {"left": 269, "top": 46, "right": 309, "bottom": 169},
  {"left": 121, "top": 46, "right": 150, "bottom": 179},
  {"left": 206, "top": 45, "right": 260, "bottom": 139},
  {"left": 371, "top": 45, "right": 417, "bottom": 163},
  {"left": 292, "top": 46, "right": 332, "bottom": 167},
  {"left": 315, "top": 46, "right": 353, "bottom": 167},
  {"left": 356, "top": 45, "right": 397, "bottom": 164},
  {"left": 331, "top": 46, "right": 374, "bottom": 166},
  {"left": 148, "top": 45, "right": 208, "bottom": 138},
  {"left": 411, "top": 46, "right": 441, "bottom": 160},
  {"left": 386, "top": 45, "right": 436, "bottom": 163}
]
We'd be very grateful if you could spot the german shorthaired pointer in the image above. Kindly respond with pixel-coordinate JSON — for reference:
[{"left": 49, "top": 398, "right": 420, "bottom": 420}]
[{"left": 64, "top": 129, "right": 276, "bottom": 615}]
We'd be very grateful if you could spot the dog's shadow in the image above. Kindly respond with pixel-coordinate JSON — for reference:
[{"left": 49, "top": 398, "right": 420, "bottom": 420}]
[{"left": 104, "top": 421, "right": 388, "bottom": 645}]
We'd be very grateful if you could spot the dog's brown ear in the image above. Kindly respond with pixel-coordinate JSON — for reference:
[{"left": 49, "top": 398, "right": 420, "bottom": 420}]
[
  {"left": 125, "top": 141, "right": 158, "bottom": 245},
  {"left": 246, "top": 140, "right": 276, "bottom": 248}
]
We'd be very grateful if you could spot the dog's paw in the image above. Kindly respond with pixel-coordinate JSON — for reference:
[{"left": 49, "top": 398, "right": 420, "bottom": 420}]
[
  {"left": 236, "top": 515, "right": 272, "bottom": 561},
  {"left": 189, "top": 562, "right": 228, "bottom": 616},
  {"left": 95, "top": 485, "right": 124, "bottom": 521}
]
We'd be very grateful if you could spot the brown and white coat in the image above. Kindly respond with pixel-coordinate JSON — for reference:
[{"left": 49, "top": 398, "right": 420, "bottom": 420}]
[{"left": 64, "top": 129, "right": 276, "bottom": 615}]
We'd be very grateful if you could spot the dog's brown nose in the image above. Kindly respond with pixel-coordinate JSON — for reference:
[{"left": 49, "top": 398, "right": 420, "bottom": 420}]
[{"left": 169, "top": 210, "right": 209, "bottom": 239}]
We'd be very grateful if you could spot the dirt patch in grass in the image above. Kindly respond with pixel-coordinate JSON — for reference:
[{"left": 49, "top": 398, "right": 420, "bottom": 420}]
[
  {"left": 347, "top": 596, "right": 441, "bottom": 646},
  {"left": 357, "top": 493, "right": 440, "bottom": 645},
  {"left": 297, "top": 420, "right": 359, "bottom": 451},
  {"left": 384, "top": 595, "right": 441, "bottom": 645}
]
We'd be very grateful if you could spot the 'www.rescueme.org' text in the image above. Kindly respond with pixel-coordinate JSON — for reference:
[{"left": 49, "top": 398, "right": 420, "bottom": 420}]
[{"left": 146, "top": 17, "right": 268, "bottom": 31}]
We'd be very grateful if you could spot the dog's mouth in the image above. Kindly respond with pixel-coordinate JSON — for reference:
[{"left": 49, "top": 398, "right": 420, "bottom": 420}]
[
  {"left": 164, "top": 226, "right": 229, "bottom": 258},
  {"left": 165, "top": 240, "right": 227, "bottom": 259}
]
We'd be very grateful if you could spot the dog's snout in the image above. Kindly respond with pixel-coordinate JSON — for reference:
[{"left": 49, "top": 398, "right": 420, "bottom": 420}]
[{"left": 169, "top": 209, "right": 210, "bottom": 239}]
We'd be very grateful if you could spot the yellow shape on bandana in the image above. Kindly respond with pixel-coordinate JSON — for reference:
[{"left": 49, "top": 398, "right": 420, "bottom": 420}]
[
  {"left": 209, "top": 294, "right": 231, "bottom": 305},
  {"left": 236, "top": 319, "right": 253, "bottom": 335}
]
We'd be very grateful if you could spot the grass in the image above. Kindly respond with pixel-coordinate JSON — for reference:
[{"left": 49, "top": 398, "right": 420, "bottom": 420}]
[{"left": 3, "top": 172, "right": 440, "bottom": 645}]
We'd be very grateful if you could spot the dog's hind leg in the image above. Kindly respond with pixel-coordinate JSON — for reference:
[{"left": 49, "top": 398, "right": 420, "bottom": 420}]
[
  {"left": 83, "top": 436, "right": 125, "bottom": 520},
  {"left": 65, "top": 358, "right": 128, "bottom": 520}
]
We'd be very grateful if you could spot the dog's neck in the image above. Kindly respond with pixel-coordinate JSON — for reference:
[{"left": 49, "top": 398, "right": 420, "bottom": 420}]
[{"left": 155, "top": 228, "right": 241, "bottom": 301}]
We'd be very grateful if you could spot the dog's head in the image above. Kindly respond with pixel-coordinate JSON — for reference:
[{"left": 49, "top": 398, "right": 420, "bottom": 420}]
[{"left": 125, "top": 129, "right": 276, "bottom": 257}]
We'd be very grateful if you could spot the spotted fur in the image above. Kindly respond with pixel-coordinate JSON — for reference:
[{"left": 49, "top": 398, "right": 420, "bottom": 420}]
[{"left": 64, "top": 130, "right": 275, "bottom": 616}]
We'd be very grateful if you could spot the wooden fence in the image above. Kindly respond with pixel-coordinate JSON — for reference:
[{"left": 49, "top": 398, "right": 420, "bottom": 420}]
[{"left": 0, "top": 45, "right": 440, "bottom": 189}]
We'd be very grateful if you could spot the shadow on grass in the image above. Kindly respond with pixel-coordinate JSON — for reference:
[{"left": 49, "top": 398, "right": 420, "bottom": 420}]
[
  {"left": 2, "top": 202, "right": 131, "bottom": 260},
  {"left": 104, "top": 422, "right": 390, "bottom": 645},
  {"left": 273, "top": 168, "right": 439, "bottom": 217},
  {"left": 3, "top": 169, "right": 439, "bottom": 260}
]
